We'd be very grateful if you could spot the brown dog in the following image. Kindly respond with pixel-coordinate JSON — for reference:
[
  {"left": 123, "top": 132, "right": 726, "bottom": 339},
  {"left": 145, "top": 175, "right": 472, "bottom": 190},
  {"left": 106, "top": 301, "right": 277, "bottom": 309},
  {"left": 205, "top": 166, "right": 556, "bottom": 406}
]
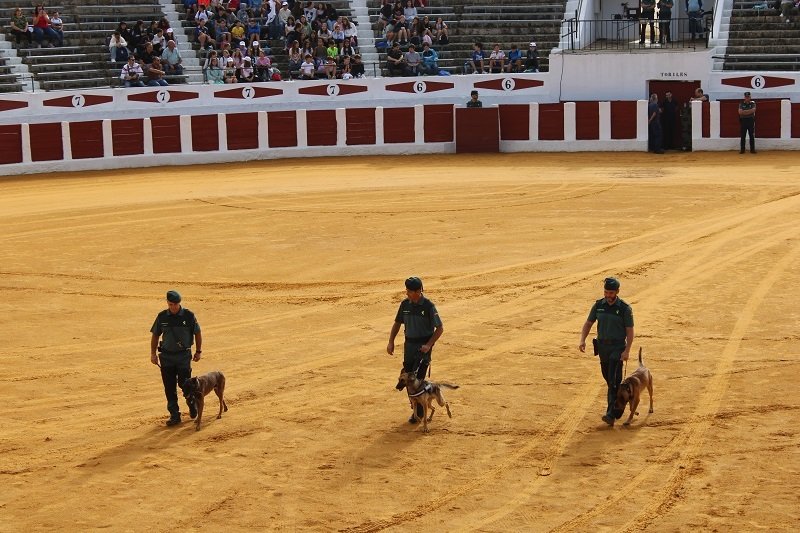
[
  {"left": 397, "top": 370, "right": 459, "bottom": 433},
  {"left": 181, "top": 371, "right": 228, "bottom": 431},
  {"left": 614, "top": 347, "right": 653, "bottom": 426}
]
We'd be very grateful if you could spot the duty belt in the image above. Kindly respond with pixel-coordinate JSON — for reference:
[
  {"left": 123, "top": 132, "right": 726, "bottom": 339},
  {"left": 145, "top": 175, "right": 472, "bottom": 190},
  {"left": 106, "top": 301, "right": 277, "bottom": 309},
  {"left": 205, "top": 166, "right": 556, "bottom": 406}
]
[
  {"left": 406, "top": 336, "right": 432, "bottom": 343},
  {"left": 159, "top": 348, "right": 190, "bottom": 355},
  {"left": 597, "top": 339, "right": 625, "bottom": 344}
]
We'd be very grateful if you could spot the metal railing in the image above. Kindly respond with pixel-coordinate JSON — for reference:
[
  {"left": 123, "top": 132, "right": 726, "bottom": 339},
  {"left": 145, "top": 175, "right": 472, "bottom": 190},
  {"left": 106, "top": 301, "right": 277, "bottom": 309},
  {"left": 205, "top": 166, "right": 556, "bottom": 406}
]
[{"left": 562, "top": 16, "right": 713, "bottom": 51}]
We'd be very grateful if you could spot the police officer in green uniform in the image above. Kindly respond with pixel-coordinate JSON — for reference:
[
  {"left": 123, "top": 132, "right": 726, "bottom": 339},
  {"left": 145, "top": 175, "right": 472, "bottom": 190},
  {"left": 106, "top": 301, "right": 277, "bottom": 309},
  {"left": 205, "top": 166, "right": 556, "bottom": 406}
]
[
  {"left": 578, "top": 277, "right": 635, "bottom": 426},
  {"left": 150, "top": 290, "right": 203, "bottom": 426},
  {"left": 387, "top": 277, "right": 444, "bottom": 423}
]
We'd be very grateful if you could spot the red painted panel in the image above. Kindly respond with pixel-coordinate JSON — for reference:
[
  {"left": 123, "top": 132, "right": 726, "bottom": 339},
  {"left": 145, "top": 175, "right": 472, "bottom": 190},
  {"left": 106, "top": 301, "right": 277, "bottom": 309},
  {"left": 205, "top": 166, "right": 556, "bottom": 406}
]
[
  {"left": 382, "top": 107, "right": 415, "bottom": 144},
  {"left": 29, "top": 123, "right": 63, "bottom": 162},
  {"left": 226, "top": 112, "right": 259, "bottom": 150},
  {"left": 306, "top": 109, "right": 337, "bottom": 146},
  {"left": 0, "top": 124, "right": 23, "bottom": 164},
  {"left": 701, "top": 101, "right": 710, "bottom": 138},
  {"left": 455, "top": 107, "right": 499, "bottom": 153},
  {"left": 499, "top": 104, "right": 529, "bottom": 141},
  {"left": 70, "top": 121, "right": 103, "bottom": 159},
  {"left": 793, "top": 104, "right": 800, "bottom": 138},
  {"left": 112, "top": 119, "right": 144, "bottom": 156},
  {"left": 575, "top": 102, "right": 599, "bottom": 141},
  {"left": 191, "top": 115, "right": 219, "bottom": 152},
  {"left": 610, "top": 101, "right": 637, "bottom": 140},
  {"left": 538, "top": 103, "right": 564, "bottom": 141},
  {"left": 268, "top": 111, "right": 297, "bottom": 148},
  {"left": 424, "top": 104, "right": 453, "bottom": 143},
  {"left": 719, "top": 101, "right": 741, "bottom": 138},
  {"left": 345, "top": 108, "right": 376, "bottom": 146},
  {"left": 151, "top": 116, "right": 181, "bottom": 154},
  {"left": 754, "top": 100, "right": 781, "bottom": 138}
]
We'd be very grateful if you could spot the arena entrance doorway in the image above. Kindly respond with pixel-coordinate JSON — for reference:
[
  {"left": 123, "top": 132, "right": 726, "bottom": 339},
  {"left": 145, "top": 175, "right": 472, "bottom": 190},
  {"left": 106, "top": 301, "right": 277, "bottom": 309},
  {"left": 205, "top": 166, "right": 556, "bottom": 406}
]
[{"left": 648, "top": 80, "right": 701, "bottom": 150}]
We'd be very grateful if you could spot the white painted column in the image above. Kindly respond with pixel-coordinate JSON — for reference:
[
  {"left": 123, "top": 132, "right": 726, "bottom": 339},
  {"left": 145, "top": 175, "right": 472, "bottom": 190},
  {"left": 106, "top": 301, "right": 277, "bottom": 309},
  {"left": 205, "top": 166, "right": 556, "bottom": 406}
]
[
  {"left": 296, "top": 109, "right": 308, "bottom": 148},
  {"left": 375, "top": 107, "right": 384, "bottom": 145},
  {"left": 217, "top": 113, "right": 227, "bottom": 151},
  {"left": 143, "top": 118, "right": 153, "bottom": 155},
  {"left": 780, "top": 99, "right": 791, "bottom": 139},
  {"left": 414, "top": 104, "right": 424, "bottom": 144},
  {"left": 691, "top": 100, "right": 702, "bottom": 141},
  {"left": 563, "top": 102, "right": 576, "bottom": 142},
  {"left": 258, "top": 111, "right": 269, "bottom": 149},
  {"left": 529, "top": 103, "right": 539, "bottom": 141},
  {"left": 636, "top": 99, "right": 648, "bottom": 142},
  {"left": 336, "top": 107, "right": 347, "bottom": 146},
  {"left": 102, "top": 119, "right": 113, "bottom": 158},
  {"left": 21, "top": 123, "right": 31, "bottom": 163},
  {"left": 599, "top": 101, "right": 611, "bottom": 141},
  {"left": 61, "top": 121, "right": 72, "bottom": 160},
  {"left": 709, "top": 101, "right": 720, "bottom": 140},
  {"left": 179, "top": 115, "right": 193, "bottom": 153}
]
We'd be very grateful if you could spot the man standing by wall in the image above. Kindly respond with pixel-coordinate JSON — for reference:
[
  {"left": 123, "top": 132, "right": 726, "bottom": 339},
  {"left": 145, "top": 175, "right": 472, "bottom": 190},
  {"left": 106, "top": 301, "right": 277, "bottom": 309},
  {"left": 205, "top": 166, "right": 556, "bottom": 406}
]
[
  {"left": 648, "top": 93, "right": 664, "bottom": 154},
  {"left": 150, "top": 290, "right": 203, "bottom": 426},
  {"left": 738, "top": 91, "right": 756, "bottom": 154},
  {"left": 578, "top": 278, "right": 635, "bottom": 427}
]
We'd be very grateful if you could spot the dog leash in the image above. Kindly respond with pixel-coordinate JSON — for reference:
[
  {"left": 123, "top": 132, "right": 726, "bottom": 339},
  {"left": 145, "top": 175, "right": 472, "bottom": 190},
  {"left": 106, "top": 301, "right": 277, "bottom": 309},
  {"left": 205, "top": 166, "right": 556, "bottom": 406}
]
[{"left": 623, "top": 359, "right": 627, "bottom": 379}]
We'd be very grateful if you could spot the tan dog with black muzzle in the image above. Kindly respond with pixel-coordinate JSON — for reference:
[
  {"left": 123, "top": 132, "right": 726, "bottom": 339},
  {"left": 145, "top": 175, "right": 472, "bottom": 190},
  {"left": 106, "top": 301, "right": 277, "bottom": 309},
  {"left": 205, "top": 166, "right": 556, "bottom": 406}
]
[
  {"left": 397, "top": 370, "right": 459, "bottom": 433},
  {"left": 181, "top": 371, "right": 228, "bottom": 431},
  {"left": 614, "top": 348, "right": 653, "bottom": 426}
]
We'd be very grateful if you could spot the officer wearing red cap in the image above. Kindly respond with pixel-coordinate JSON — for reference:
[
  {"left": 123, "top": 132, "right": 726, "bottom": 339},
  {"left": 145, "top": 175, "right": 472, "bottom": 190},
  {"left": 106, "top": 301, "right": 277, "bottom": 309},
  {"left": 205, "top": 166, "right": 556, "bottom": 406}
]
[
  {"left": 150, "top": 290, "right": 203, "bottom": 426},
  {"left": 387, "top": 276, "right": 444, "bottom": 423},
  {"left": 578, "top": 277, "right": 635, "bottom": 426}
]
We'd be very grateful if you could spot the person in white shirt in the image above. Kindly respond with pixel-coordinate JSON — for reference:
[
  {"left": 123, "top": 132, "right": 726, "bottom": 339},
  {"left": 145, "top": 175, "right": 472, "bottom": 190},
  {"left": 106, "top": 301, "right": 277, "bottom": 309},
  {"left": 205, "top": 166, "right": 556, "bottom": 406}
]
[
  {"left": 120, "top": 56, "right": 145, "bottom": 87},
  {"left": 488, "top": 43, "right": 505, "bottom": 73},
  {"left": 50, "top": 10, "right": 64, "bottom": 47},
  {"left": 109, "top": 31, "right": 128, "bottom": 62},
  {"left": 300, "top": 53, "right": 315, "bottom": 79}
]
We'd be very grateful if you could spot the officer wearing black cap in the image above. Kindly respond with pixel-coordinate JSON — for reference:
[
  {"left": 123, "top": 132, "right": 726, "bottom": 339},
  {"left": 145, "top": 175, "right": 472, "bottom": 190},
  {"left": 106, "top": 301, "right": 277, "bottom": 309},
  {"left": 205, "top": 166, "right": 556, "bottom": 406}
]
[
  {"left": 578, "top": 277, "right": 635, "bottom": 426},
  {"left": 150, "top": 290, "right": 203, "bottom": 426},
  {"left": 387, "top": 276, "right": 444, "bottom": 423}
]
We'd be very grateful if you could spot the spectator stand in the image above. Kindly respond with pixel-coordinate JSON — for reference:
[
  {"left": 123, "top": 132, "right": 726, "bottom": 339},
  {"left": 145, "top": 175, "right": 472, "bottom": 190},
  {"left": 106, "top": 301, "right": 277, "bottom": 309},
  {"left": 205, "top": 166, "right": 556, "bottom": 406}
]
[{"left": 718, "top": 0, "right": 800, "bottom": 71}]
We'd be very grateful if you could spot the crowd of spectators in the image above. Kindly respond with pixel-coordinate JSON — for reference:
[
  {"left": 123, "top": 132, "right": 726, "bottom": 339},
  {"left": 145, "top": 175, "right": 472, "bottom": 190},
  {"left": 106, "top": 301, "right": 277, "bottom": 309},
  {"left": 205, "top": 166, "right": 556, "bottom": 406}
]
[
  {"left": 182, "top": 0, "right": 367, "bottom": 82},
  {"left": 109, "top": 17, "right": 186, "bottom": 86},
  {"left": 464, "top": 41, "right": 539, "bottom": 75},
  {"left": 8, "top": 5, "right": 63, "bottom": 48}
]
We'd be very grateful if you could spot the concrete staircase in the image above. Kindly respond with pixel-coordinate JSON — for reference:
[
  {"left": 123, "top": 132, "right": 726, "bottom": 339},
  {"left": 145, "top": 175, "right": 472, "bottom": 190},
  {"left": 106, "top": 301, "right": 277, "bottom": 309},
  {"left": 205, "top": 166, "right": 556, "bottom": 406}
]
[{"left": 722, "top": 0, "right": 800, "bottom": 70}]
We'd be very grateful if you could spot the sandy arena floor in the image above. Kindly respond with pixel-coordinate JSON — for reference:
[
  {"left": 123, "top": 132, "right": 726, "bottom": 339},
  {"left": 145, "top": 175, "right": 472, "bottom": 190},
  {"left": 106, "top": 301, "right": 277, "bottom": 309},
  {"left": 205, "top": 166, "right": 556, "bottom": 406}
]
[{"left": 1, "top": 152, "right": 799, "bottom": 532}]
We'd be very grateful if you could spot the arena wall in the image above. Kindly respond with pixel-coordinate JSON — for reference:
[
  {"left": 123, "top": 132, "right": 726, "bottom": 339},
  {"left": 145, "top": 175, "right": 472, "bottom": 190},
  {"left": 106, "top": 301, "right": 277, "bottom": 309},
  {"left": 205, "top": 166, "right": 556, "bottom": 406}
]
[{"left": 1, "top": 66, "right": 798, "bottom": 176}]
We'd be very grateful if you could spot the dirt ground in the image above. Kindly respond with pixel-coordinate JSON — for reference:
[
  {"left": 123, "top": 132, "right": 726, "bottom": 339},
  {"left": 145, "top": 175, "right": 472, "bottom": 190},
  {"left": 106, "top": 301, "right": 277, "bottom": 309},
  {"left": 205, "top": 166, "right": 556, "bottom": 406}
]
[{"left": 1, "top": 152, "right": 799, "bottom": 532}]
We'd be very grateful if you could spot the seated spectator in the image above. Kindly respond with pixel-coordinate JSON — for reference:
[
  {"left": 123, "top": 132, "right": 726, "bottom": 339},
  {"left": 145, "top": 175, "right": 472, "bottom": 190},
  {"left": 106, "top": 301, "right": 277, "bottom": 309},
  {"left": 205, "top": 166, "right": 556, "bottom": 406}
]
[
  {"left": 117, "top": 21, "right": 132, "bottom": 45},
  {"left": 230, "top": 20, "right": 246, "bottom": 43},
  {"left": 137, "top": 41, "right": 156, "bottom": 66},
  {"left": 237, "top": 56, "right": 255, "bottom": 82},
  {"left": 231, "top": 47, "right": 245, "bottom": 68},
  {"left": 184, "top": 0, "right": 198, "bottom": 16},
  {"left": 386, "top": 42, "right": 405, "bottom": 76},
  {"left": 287, "top": 40, "right": 303, "bottom": 71},
  {"left": 339, "top": 38, "right": 355, "bottom": 59},
  {"left": 434, "top": 17, "right": 448, "bottom": 45},
  {"left": 236, "top": 4, "right": 249, "bottom": 25},
  {"left": 49, "top": 11, "right": 64, "bottom": 47},
  {"left": 324, "top": 2, "right": 337, "bottom": 30},
  {"left": 195, "top": 19, "right": 215, "bottom": 50},
  {"left": 505, "top": 44, "right": 522, "bottom": 72},
  {"left": 404, "top": 43, "right": 421, "bottom": 76},
  {"left": 421, "top": 28, "right": 433, "bottom": 47},
  {"left": 278, "top": 1, "right": 292, "bottom": 27},
  {"left": 303, "top": 1, "right": 316, "bottom": 23},
  {"left": 32, "top": 5, "right": 59, "bottom": 48},
  {"left": 219, "top": 49, "right": 233, "bottom": 69},
  {"left": 300, "top": 53, "right": 315, "bottom": 79},
  {"left": 351, "top": 53, "right": 365, "bottom": 78},
  {"left": 224, "top": 57, "right": 237, "bottom": 83},
  {"left": 325, "top": 39, "right": 338, "bottom": 60},
  {"left": 342, "top": 17, "right": 357, "bottom": 47},
  {"left": 9, "top": 7, "right": 33, "bottom": 47},
  {"left": 120, "top": 56, "right": 145, "bottom": 87},
  {"left": 466, "top": 90, "right": 482, "bottom": 107},
  {"left": 255, "top": 49, "right": 272, "bottom": 80},
  {"left": 524, "top": 42, "right": 538, "bottom": 72},
  {"left": 203, "top": 48, "right": 217, "bottom": 68},
  {"left": 318, "top": 23, "right": 331, "bottom": 41},
  {"left": 130, "top": 20, "right": 147, "bottom": 50},
  {"left": 394, "top": 15, "right": 409, "bottom": 45},
  {"left": 339, "top": 54, "right": 353, "bottom": 79},
  {"left": 466, "top": 42, "right": 486, "bottom": 74},
  {"left": 109, "top": 31, "right": 129, "bottom": 62},
  {"left": 780, "top": 0, "right": 795, "bottom": 23},
  {"left": 147, "top": 57, "right": 169, "bottom": 86},
  {"left": 229, "top": 0, "right": 241, "bottom": 12},
  {"left": 161, "top": 40, "right": 183, "bottom": 74},
  {"left": 403, "top": 0, "right": 417, "bottom": 21},
  {"left": 488, "top": 43, "right": 505, "bottom": 73},
  {"left": 215, "top": 18, "right": 231, "bottom": 47},
  {"left": 151, "top": 28, "right": 166, "bottom": 54},
  {"left": 323, "top": 55, "right": 337, "bottom": 79},
  {"left": 421, "top": 43, "right": 438, "bottom": 75},
  {"left": 249, "top": 39, "right": 269, "bottom": 59},
  {"left": 312, "top": 37, "right": 327, "bottom": 66},
  {"left": 331, "top": 22, "right": 344, "bottom": 45},
  {"left": 246, "top": 18, "right": 261, "bottom": 42}
]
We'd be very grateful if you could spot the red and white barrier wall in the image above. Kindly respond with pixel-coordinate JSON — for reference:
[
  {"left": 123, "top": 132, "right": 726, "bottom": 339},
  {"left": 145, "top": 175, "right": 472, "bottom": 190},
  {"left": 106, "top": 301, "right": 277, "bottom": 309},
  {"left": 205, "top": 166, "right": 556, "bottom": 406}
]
[{"left": 0, "top": 74, "right": 799, "bottom": 175}]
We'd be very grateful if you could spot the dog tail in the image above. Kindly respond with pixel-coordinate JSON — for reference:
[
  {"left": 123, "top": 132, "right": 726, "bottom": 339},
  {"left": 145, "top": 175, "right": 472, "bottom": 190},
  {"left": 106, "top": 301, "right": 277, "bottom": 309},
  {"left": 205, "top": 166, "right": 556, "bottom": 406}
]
[
  {"left": 638, "top": 347, "right": 643, "bottom": 366},
  {"left": 439, "top": 382, "right": 459, "bottom": 390}
]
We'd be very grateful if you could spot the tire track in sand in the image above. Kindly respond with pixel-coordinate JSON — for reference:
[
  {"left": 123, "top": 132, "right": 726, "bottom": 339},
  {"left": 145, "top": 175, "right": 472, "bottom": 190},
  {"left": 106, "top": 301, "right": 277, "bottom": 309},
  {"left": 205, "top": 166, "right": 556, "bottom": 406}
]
[{"left": 551, "top": 237, "right": 800, "bottom": 532}]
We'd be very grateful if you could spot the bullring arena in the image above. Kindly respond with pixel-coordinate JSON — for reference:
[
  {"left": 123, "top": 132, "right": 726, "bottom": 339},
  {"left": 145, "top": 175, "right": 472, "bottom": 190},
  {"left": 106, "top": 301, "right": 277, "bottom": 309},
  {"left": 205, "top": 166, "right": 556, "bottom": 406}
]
[
  {"left": 1, "top": 150, "right": 799, "bottom": 531},
  {"left": 3, "top": 0, "right": 800, "bottom": 529}
]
